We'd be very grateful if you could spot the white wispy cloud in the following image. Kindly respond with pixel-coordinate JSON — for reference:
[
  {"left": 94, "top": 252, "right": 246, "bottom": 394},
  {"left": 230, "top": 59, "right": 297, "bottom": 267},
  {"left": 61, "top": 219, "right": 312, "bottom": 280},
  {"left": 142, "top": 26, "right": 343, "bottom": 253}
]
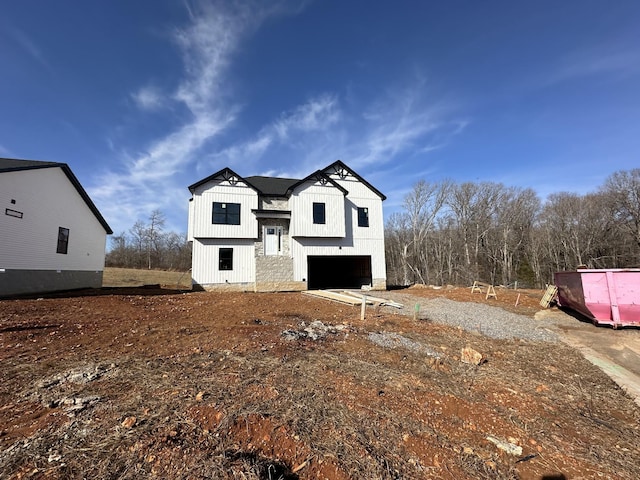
[
  {"left": 274, "top": 94, "right": 342, "bottom": 140},
  {"left": 206, "top": 93, "right": 342, "bottom": 174},
  {"left": 131, "top": 85, "right": 166, "bottom": 111},
  {"left": 91, "top": 1, "right": 285, "bottom": 233},
  {"left": 350, "top": 84, "right": 468, "bottom": 169},
  {"left": 535, "top": 46, "right": 640, "bottom": 89},
  {"left": 201, "top": 79, "right": 467, "bottom": 183},
  {"left": 5, "top": 26, "right": 50, "bottom": 70}
]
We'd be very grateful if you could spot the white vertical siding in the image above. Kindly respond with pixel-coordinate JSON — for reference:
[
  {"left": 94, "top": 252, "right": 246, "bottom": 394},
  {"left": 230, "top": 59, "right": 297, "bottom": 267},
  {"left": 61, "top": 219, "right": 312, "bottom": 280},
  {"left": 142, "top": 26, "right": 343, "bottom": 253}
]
[
  {"left": 345, "top": 198, "right": 384, "bottom": 241},
  {"left": 290, "top": 166, "right": 386, "bottom": 285},
  {"left": 0, "top": 168, "right": 107, "bottom": 271},
  {"left": 190, "top": 179, "right": 258, "bottom": 239},
  {"left": 290, "top": 183, "right": 345, "bottom": 237},
  {"left": 187, "top": 198, "right": 194, "bottom": 241},
  {"left": 191, "top": 238, "right": 255, "bottom": 285},
  {"left": 327, "top": 172, "right": 385, "bottom": 240}
]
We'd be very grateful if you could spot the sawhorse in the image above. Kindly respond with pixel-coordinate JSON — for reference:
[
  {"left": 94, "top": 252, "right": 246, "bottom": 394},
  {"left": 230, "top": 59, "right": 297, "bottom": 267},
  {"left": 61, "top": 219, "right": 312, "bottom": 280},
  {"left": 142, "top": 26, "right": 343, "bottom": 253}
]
[{"left": 471, "top": 281, "right": 497, "bottom": 300}]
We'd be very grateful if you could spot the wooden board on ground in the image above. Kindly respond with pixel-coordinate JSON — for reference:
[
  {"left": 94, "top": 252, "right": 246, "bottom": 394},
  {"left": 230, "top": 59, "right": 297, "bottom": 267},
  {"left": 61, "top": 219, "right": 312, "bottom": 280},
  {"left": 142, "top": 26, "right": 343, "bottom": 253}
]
[
  {"left": 302, "top": 290, "right": 369, "bottom": 305},
  {"left": 340, "top": 291, "right": 404, "bottom": 308}
]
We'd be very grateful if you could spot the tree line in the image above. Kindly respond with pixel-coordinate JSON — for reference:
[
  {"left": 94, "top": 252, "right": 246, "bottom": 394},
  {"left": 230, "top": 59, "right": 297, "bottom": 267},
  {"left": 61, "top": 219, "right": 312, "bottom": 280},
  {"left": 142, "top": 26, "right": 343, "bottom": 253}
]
[
  {"left": 385, "top": 168, "right": 640, "bottom": 288},
  {"left": 106, "top": 210, "right": 192, "bottom": 271}
]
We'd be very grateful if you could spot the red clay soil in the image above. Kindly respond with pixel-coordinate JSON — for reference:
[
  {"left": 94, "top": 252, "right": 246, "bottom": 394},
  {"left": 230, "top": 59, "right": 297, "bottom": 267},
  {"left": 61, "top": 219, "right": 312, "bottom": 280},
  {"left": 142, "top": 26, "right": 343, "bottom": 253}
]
[{"left": 1, "top": 286, "right": 639, "bottom": 479}]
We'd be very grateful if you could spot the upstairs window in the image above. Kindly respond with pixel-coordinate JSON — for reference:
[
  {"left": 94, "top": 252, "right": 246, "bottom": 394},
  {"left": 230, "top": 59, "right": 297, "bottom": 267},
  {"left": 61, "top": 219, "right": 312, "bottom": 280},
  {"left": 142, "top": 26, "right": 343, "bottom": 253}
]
[
  {"left": 357, "top": 207, "right": 369, "bottom": 227},
  {"left": 212, "top": 202, "right": 241, "bottom": 225},
  {"left": 219, "top": 248, "right": 233, "bottom": 270},
  {"left": 56, "top": 227, "right": 69, "bottom": 254},
  {"left": 313, "top": 202, "right": 326, "bottom": 224}
]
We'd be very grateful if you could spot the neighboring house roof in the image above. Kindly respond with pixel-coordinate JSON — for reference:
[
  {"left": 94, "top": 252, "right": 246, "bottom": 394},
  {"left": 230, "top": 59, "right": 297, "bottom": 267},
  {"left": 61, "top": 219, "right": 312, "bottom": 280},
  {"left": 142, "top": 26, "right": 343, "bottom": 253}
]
[{"left": 0, "top": 158, "right": 113, "bottom": 234}]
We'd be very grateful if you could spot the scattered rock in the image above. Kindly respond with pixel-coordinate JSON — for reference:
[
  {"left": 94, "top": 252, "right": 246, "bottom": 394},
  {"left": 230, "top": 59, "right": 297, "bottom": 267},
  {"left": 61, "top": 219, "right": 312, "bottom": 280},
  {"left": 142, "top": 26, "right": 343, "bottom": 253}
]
[
  {"left": 121, "top": 416, "right": 137, "bottom": 429},
  {"left": 486, "top": 435, "right": 522, "bottom": 456},
  {"left": 196, "top": 391, "right": 205, "bottom": 402},
  {"left": 48, "top": 395, "right": 101, "bottom": 415},
  {"left": 281, "top": 321, "right": 348, "bottom": 341},
  {"left": 48, "top": 452, "right": 62, "bottom": 463},
  {"left": 37, "top": 364, "right": 115, "bottom": 389},
  {"left": 461, "top": 347, "right": 485, "bottom": 365},
  {"left": 367, "top": 332, "right": 443, "bottom": 358}
]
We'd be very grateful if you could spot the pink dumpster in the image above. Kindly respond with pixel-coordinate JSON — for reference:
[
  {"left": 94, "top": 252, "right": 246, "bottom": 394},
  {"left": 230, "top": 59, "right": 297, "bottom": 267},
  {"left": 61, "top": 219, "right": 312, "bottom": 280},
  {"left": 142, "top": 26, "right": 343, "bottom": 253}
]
[{"left": 554, "top": 269, "right": 640, "bottom": 328}]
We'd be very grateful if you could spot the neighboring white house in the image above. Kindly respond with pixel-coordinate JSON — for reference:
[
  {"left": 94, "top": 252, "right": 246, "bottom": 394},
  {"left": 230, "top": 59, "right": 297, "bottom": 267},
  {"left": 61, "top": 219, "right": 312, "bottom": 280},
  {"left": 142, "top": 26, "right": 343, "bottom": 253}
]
[
  {"left": 187, "top": 160, "right": 387, "bottom": 292},
  {"left": 0, "top": 158, "right": 112, "bottom": 296}
]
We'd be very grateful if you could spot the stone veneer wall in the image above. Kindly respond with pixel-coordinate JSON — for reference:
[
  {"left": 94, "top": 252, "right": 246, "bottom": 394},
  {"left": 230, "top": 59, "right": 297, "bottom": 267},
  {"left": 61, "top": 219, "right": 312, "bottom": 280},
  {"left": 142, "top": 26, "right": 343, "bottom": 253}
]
[
  {"left": 254, "top": 256, "right": 305, "bottom": 291},
  {"left": 254, "top": 217, "right": 302, "bottom": 291},
  {"left": 254, "top": 218, "right": 290, "bottom": 257},
  {"left": 259, "top": 197, "right": 289, "bottom": 210}
]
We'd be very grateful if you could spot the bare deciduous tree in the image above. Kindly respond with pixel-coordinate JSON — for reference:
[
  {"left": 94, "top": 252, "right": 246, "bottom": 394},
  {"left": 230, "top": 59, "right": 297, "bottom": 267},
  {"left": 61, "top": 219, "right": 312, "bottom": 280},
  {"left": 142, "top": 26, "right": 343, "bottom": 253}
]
[
  {"left": 385, "top": 168, "right": 640, "bottom": 288},
  {"left": 107, "top": 211, "right": 191, "bottom": 271}
]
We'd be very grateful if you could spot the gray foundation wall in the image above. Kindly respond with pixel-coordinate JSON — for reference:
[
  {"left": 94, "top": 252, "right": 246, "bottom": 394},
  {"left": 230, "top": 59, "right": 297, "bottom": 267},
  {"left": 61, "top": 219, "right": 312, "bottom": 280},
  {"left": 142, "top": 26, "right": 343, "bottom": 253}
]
[{"left": 0, "top": 269, "right": 103, "bottom": 297}]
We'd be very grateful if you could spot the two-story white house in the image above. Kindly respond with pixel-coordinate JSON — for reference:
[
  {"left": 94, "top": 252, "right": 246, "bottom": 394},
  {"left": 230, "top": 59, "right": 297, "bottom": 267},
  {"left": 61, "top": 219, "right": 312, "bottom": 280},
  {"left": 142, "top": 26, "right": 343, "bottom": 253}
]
[
  {"left": 187, "top": 160, "right": 386, "bottom": 291},
  {"left": 0, "top": 158, "right": 112, "bottom": 296}
]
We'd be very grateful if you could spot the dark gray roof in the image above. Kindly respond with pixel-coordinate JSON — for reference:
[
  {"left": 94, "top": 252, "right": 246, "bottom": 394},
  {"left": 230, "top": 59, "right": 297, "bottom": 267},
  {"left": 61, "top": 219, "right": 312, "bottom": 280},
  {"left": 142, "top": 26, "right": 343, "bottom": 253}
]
[
  {"left": 244, "top": 176, "right": 299, "bottom": 196},
  {"left": 0, "top": 157, "right": 113, "bottom": 234},
  {"left": 188, "top": 161, "right": 386, "bottom": 201},
  {"left": 0, "top": 158, "right": 60, "bottom": 171}
]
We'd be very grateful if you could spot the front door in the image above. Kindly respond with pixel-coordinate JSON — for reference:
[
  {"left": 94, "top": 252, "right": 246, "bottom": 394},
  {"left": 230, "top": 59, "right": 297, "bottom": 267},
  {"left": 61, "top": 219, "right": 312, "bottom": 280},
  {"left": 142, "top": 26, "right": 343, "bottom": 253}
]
[{"left": 264, "top": 226, "right": 282, "bottom": 255}]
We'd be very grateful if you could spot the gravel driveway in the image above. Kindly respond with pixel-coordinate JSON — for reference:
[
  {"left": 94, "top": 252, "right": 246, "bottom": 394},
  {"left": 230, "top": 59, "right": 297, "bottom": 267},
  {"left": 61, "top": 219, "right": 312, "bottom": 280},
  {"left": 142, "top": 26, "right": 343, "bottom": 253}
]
[{"left": 381, "top": 291, "right": 559, "bottom": 342}]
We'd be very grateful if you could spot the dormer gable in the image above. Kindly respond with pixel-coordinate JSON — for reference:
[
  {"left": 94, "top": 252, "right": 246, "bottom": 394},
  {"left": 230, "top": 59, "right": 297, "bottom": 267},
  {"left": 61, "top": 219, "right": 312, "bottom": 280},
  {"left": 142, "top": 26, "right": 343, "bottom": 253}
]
[
  {"left": 322, "top": 160, "right": 386, "bottom": 201},
  {"left": 188, "top": 167, "right": 258, "bottom": 195},
  {"left": 288, "top": 171, "right": 347, "bottom": 238},
  {"left": 287, "top": 170, "right": 349, "bottom": 196},
  {"left": 187, "top": 167, "right": 259, "bottom": 240}
]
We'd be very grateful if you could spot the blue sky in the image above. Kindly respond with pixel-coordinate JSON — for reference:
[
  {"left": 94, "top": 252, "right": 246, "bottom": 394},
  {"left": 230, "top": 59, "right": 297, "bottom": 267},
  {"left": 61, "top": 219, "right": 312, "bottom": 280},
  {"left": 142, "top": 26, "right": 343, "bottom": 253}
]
[{"left": 1, "top": 1, "right": 639, "bottom": 236}]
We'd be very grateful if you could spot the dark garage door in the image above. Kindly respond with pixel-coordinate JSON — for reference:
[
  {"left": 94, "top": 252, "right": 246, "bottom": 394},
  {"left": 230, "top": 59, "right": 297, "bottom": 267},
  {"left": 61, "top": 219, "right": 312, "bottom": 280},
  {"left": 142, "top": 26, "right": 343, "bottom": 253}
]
[{"left": 307, "top": 256, "right": 372, "bottom": 290}]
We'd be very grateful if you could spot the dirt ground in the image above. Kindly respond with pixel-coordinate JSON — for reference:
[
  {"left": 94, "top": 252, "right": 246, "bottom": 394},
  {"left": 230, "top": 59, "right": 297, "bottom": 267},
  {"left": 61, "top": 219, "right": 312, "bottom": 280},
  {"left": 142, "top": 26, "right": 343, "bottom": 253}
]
[{"left": 1, "top": 282, "right": 639, "bottom": 479}]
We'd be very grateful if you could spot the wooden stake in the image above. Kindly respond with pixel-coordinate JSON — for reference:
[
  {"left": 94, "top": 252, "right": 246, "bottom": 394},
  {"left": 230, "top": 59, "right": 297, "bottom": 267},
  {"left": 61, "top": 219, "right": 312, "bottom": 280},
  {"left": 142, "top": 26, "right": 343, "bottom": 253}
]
[
  {"left": 515, "top": 293, "right": 521, "bottom": 307},
  {"left": 361, "top": 295, "right": 367, "bottom": 320}
]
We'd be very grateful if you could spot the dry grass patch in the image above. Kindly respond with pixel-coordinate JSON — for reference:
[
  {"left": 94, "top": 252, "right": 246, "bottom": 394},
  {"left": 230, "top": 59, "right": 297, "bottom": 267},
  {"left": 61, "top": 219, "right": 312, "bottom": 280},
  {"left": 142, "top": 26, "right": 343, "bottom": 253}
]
[{"left": 102, "top": 267, "right": 191, "bottom": 289}]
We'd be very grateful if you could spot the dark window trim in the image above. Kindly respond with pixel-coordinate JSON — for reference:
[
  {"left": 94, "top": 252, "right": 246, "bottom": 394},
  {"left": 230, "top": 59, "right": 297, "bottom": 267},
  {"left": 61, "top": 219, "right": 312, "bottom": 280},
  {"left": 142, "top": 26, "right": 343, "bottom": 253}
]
[
  {"left": 212, "top": 202, "right": 241, "bottom": 225},
  {"left": 219, "top": 247, "right": 233, "bottom": 270},
  {"left": 313, "top": 202, "right": 326, "bottom": 224},
  {"left": 56, "top": 227, "right": 69, "bottom": 254},
  {"left": 357, "top": 207, "right": 369, "bottom": 227},
  {"left": 5, "top": 208, "right": 23, "bottom": 219}
]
